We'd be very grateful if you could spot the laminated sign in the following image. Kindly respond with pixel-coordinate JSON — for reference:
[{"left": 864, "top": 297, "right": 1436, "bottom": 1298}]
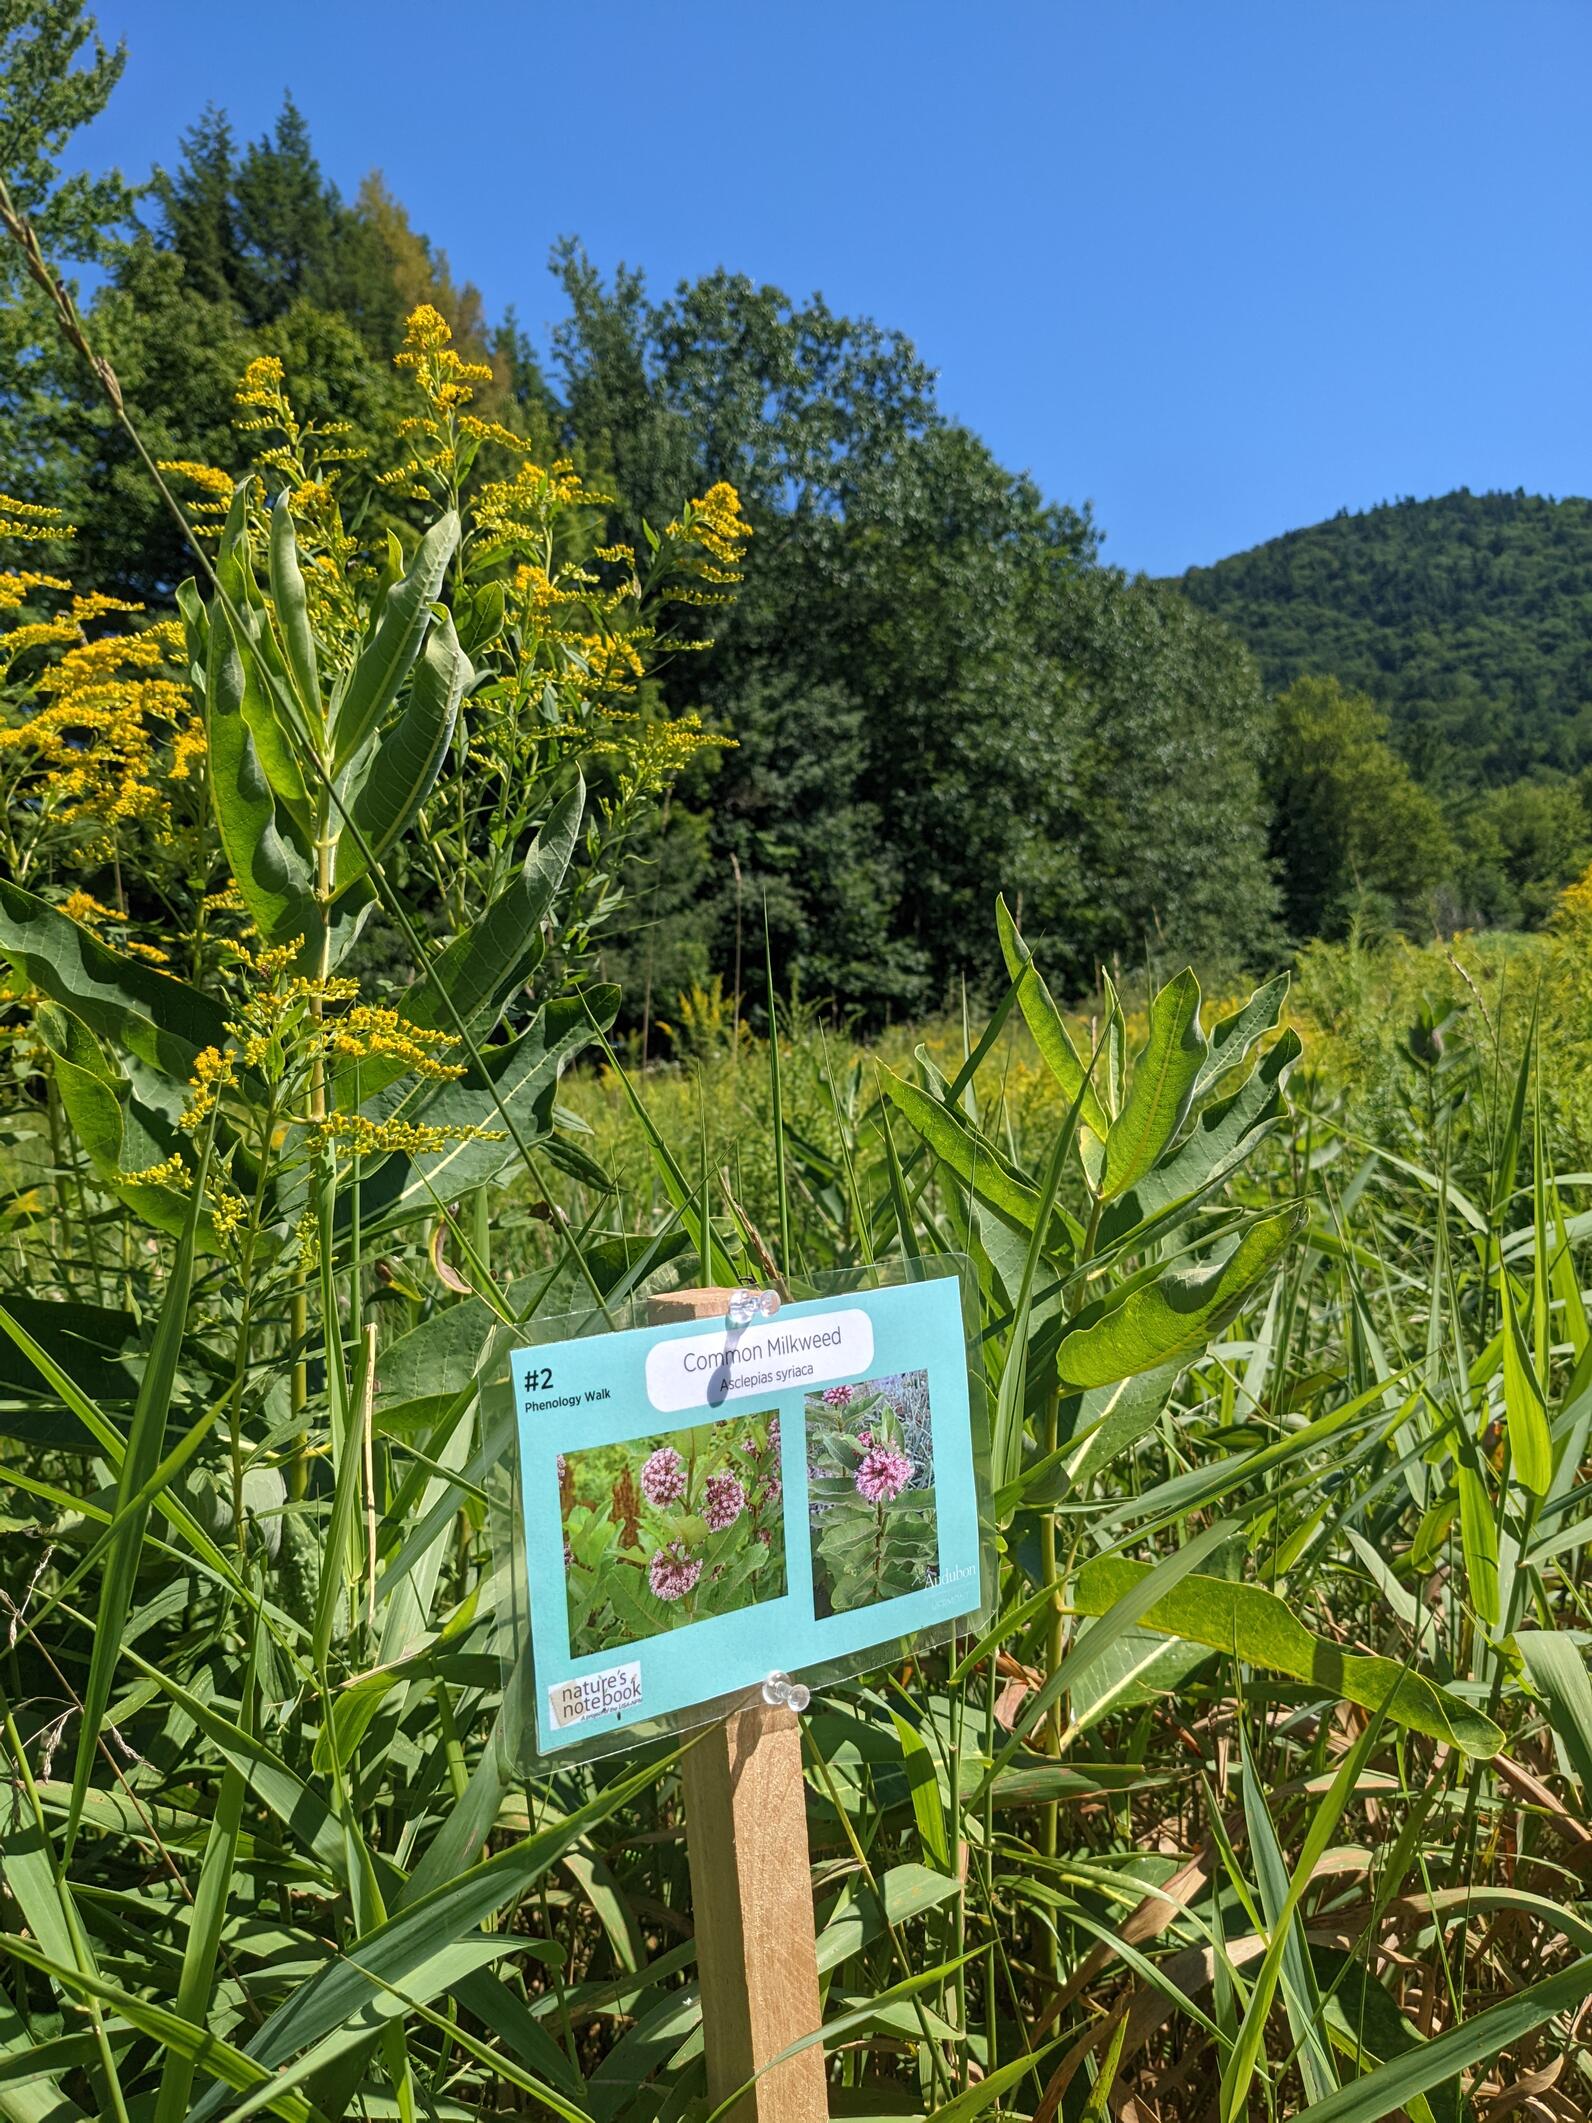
[{"left": 512, "top": 1273, "right": 986, "bottom": 1759}]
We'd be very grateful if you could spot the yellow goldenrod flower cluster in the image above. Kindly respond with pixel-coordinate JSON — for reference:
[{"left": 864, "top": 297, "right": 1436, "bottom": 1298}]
[
  {"left": 328, "top": 1005, "right": 466, "bottom": 1080},
  {"left": 381, "top": 303, "right": 501, "bottom": 503},
  {"left": 588, "top": 708, "right": 730, "bottom": 798},
  {"left": 60, "top": 887, "right": 122, "bottom": 925},
  {"left": 120, "top": 1151, "right": 188, "bottom": 1191},
  {"left": 1552, "top": 862, "right": 1592, "bottom": 929},
  {"left": 232, "top": 357, "right": 362, "bottom": 648},
  {"left": 307, "top": 1111, "right": 504, "bottom": 1159},
  {"left": 668, "top": 483, "right": 752, "bottom": 576},
  {"left": 174, "top": 949, "right": 496, "bottom": 1184},
  {"left": 474, "top": 458, "right": 611, "bottom": 542},
  {"left": 659, "top": 483, "right": 753, "bottom": 610},
  {"left": 0, "top": 598, "right": 202, "bottom": 856},
  {"left": 394, "top": 303, "right": 494, "bottom": 409},
  {"left": 155, "top": 461, "right": 234, "bottom": 539},
  {"left": 179, "top": 1042, "right": 237, "bottom": 1131},
  {"left": 0, "top": 569, "right": 72, "bottom": 613},
  {"left": 118, "top": 1149, "right": 248, "bottom": 1237},
  {"left": 0, "top": 585, "right": 142, "bottom": 672},
  {"left": 57, "top": 888, "right": 169, "bottom": 963},
  {"left": 0, "top": 493, "right": 74, "bottom": 542},
  {"left": 505, "top": 561, "right": 648, "bottom": 703}
]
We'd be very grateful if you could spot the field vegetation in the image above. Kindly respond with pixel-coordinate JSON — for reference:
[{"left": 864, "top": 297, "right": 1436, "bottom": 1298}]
[{"left": 2, "top": 8, "right": 1592, "bottom": 2120}]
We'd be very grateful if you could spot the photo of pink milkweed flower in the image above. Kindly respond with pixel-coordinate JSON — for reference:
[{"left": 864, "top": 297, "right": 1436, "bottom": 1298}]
[
  {"left": 805, "top": 1371, "right": 938, "bottom": 1616},
  {"left": 560, "top": 1410, "right": 786, "bottom": 1657}
]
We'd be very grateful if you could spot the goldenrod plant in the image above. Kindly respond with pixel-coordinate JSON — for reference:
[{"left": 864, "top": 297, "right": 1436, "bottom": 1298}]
[{"left": 3, "top": 109, "right": 1592, "bottom": 2123}]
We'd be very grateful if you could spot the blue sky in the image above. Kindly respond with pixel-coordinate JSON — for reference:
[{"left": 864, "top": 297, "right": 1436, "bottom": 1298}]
[{"left": 62, "top": 0, "right": 1592, "bottom": 576}]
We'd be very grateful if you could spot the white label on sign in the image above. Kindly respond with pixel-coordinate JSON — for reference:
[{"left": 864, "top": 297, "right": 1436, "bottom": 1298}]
[
  {"left": 547, "top": 1662, "right": 643, "bottom": 1730},
  {"left": 644, "top": 1307, "right": 874, "bottom": 1414}
]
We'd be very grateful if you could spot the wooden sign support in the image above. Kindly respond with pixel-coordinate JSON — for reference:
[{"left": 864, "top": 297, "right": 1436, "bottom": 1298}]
[{"left": 648, "top": 1289, "right": 828, "bottom": 2123}]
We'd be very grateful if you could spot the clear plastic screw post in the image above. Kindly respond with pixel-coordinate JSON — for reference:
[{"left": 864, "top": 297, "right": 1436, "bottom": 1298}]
[
  {"left": 727, "top": 1286, "right": 780, "bottom": 1327},
  {"left": 762, "top": 1670, "right": 810, "bottom": 1712}
]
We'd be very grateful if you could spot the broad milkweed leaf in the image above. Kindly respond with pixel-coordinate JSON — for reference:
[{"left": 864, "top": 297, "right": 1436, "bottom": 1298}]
[
  {"left": 335, "top": 610, "right": 470, "bottom": 894},
  {"left": 36, "top": 1003, "right": 204, "bottom": 1242},
  {"left": 1454, "top": 1429, "right": 1501, "bottom": 1630},
  {"left": 268, "top": 494, "right": 321, "bottom": 722},
  {"left": 1057, "top": 1207, "right": 1304, "bottom": 1388},
  {"left": 1059, "top": 1363, "right": 1181, "bottom": 1492},
  {"left": 1073, "top": 1558, "right": 1503, "bottom": 1757},
  {"left": 208, "top": 596, "right": 315, "bottom": 947},
  {"left": 1194, "top": 973, "right": 1290, "bottom": 1100},
  {"left": 0, "top": 881, "right": 226, "bottom": 1090},
  {"left": 332, "top": 510, "right": 459, "bottom": 768},
  {"left": 346, "top": 779, "right": 586, "bottom": 1106},
  {"left": 877, "top": 1062, "right": 1077, "bottom": 1252},
  {"left": 995, "top": 894, "right": 1110, "bottom": 1146},
  {"left": 0, "top": 1294, "right": 142, "bottom": 1435},
  {"left": 984, "top": 1519, "right": 1237, "bottom": 1781},
  {"left": 1098, "top": 1030, "right": 1301, "bottom": 1253},
  {"left": 213, "top": 478, "right": 312, "bottom": 820},
  {"left": 1064, "top": 1626, "right": 1210, "bottom": 1736},
  {"left": 1101, "top": 969, "right": 1207, "bottom": 1200}
]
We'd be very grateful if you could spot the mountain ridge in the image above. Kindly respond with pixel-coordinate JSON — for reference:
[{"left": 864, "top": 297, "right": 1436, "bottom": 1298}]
[{"left": 1171, "top": 487, "right": 1592, "bottom": 789}]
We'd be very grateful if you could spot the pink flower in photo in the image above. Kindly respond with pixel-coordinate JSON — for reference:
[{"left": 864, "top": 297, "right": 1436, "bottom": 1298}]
[
  {"left": 648, "top": 1540, "right": 703, "bottom": 1602},
  {"left": 856, "top": 1428, "right": 873, "bottom": 1449},
  {"left": 761, "top": 1475, "right": 783, "bottom": 1509},
  {"left": 768, "top": 1413, "right": 780, "bottom": 1450},
  {"left": 640, "top": 1444, "right": 686, "bottom": 1507},
  {"left": 855, "top": 1444, "right": 912, "bottom": 1504},
  {"left": 704, "top": 1470, "right": 747, "bottom": 1532},
  {"left": 823, "top": 1385, "right": 853, "bottom": 1408}
]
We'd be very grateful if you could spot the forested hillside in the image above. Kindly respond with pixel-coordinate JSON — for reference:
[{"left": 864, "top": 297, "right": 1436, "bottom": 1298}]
[
  {"left": 1177, "top": 490, "right": 1592, "bottom": 938},
  {"left": 1178, "top": 488, "right": 1592, "bottom": 787},
  {"left": 2, "top": 79, "right": 1280, "bottom": 1019},
  {"left": 8, "top": 32, "right": 1590, "bottom": 1006}
]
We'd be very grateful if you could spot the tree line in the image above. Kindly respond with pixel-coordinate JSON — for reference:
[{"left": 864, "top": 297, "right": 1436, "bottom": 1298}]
[
  {"left": 1183, "top": 490, "right": 1592, "bottom": 938},
  {"left": 5, "top": 7, "right": 1584, "bottom": 1028}
]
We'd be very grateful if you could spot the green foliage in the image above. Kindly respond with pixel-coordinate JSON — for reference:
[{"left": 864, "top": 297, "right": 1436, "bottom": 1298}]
[
  {"left": 1267, "top": 674, "right": 1454, "bottom": 938},
  {"left": 0, "top": 1, "right": 132, "bottom": 510},
  {"left": 1449, "top": 772, "right": 1592, "bottom": 929},
  {"left": 805, "top": 1377, "right": 937, "bottom": 1613},
  {"left": 554, "top": 255, "right": 1281, "bottom": 1009},
  {"left": 1179, "top": 486, "right": 1592, "bottom": 786},
  {"left": 7, "top": 36, "right": 1592, "bottom": 2120},
  {"left": 562, "top": 1411, "right": 785, "bottom": 1656}
]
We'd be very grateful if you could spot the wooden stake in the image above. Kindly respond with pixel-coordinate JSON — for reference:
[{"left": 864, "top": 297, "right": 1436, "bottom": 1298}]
[{"left": 649, "top": 1289, "right": 828, "bottom": 2123}]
